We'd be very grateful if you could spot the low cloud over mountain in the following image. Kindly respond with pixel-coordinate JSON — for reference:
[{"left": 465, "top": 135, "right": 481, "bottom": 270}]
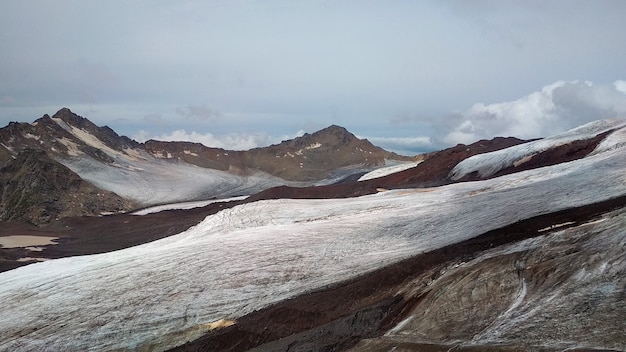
[{"left": 444, "top": 80, "right": 626, "bottom": 145}]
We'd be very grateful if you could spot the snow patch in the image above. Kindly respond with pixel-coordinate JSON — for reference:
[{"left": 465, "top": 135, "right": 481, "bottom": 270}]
[
  {"left": 57, "top": 137, "right": 82, "bottom": 156},
  {"left": 132, "top": 196, "right": 248, "bottom": 215},
  {"left": 306, "top": 142, "right": 322, "bottom": 149},
  {"left": 23, "top": 133, "right": 39, "bottom": 140},
  {"left": 359, "top": 161, "right": 422, "bottom": 181},
  {"left": 52, "top": 117, "right": 145, "bottom": 161}
]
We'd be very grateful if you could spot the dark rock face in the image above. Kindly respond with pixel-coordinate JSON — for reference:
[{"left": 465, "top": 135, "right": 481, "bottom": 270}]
[
  {"left": 0, "top": 149, "right": 134, "bottom": 224},
  {"left": 0, "top": 109, "right": 140, "bottom": 167}
]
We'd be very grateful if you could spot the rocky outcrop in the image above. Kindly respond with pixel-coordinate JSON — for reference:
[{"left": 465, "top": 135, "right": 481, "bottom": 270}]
[{"left": 0, "top": 149, "right": 134, "bottom": 224}]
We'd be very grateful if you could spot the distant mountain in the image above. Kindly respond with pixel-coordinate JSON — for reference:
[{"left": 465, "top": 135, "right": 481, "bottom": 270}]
[
  {"left": 0, "top": 108, "right": 415, "bottom": 214},
  {"left": 0, "top": 149, "right": 134, "bottom": 224},
  {"left": 145, "top": 124, "right": 412, "bottom": 181}
]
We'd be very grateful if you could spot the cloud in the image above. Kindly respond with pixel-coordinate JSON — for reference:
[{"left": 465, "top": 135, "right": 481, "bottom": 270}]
[
  {"left": 175, "top": 105, "right": 221, "bottom": 122},
  {"left": 366, "top": 135, "right": 431, "bottom": 148},
  {"left": 0, "top": 96, "right": 15, "bottom": 105},
  {"left": 360, "top": 136, "right": 433, "bottom": 156},
  {"left": 443, "top": 80, "right": 626, "bottom": 145},
  {"left": 132, "top": 129, "right": 301, "bottom": 151}
]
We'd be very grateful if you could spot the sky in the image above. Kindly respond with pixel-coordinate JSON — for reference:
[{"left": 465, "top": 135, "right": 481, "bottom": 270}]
[{"left": 1, "top": 0, "right": 626, "bottom": 155}]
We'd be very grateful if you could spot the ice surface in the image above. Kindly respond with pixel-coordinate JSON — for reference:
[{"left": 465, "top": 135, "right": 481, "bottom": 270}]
[
  {"left": 358, "top": 160, "right": 422, "bottom": 181},
  {"left": 59, "top": 153, "right": 303, "bottom": 206},
  {"left": 1, "top": 127, "right": 626, "bottom": 351},
  {"left": 372, "top": 209, "right": 626, "bottom": 351},
  {"left": 132, "top": 196, "right": 248, "bottom": 215},
  {"left": 449, "top": 119, "right": 626, "bottom": 180}
]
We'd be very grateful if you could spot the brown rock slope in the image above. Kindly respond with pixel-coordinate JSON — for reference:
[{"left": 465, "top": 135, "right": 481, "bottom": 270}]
[
  {"left": 144, "top": 125, "right": 413, "bottom": 181},
  {"left": 248, "top": 137, "right": 527, "bottom": 200},
  {"left": 0, "top": 149, "right": 134, "bottom": 224}
]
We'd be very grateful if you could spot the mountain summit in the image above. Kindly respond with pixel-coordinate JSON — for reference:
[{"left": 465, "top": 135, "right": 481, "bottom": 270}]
[{"left": 144, "top": 123, "right": 412, "bottom": 181}]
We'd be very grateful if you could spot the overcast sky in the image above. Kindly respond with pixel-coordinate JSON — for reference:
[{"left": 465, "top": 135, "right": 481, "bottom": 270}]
[{"left": 1, "top": 1, "right": 625, "bottom": 154}]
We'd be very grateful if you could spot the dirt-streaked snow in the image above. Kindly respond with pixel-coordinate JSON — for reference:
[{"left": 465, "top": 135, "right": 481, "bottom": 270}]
[{"left": 352, "top": 208, "right": 626, "bottom": 351}]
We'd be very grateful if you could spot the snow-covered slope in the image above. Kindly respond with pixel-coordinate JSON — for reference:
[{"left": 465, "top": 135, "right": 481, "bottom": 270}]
[
  {"left": 46, "top": 117, "right": 296, "bottom": 205},
  {"left": 60, "top": 155, "right": 294, "bottom": 206},
  {"left": 352, "top": 207, "right": 626, "bottom": 351},
  {"left": 1, "top": 127, "right": 625, "bottom": 351},
  {"left": 132, "top": 196, "right": 248, "bottom": 215},
  {"left": 358, "top": 160, "right": 422, "bottom": 181},
  {"left": 449, "top": 119, "right": 626, "bottom": 180}
]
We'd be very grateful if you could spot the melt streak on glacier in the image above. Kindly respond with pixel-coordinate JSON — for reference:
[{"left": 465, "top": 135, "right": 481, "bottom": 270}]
[{"left": 1, "top": 127, "right": 626, "bottom": 351}]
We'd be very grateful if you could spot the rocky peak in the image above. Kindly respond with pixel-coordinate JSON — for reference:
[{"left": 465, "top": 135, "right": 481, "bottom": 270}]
[{"left": 51, "top": 108, "right": 140, "bottom": 151}]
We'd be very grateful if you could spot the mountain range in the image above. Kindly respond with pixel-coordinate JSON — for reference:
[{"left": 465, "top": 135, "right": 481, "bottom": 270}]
[
  {"left": 0, "top": 108, "right": 412, "bottom": 223},
  {"left": 0, "top": 109, "right": 625, "bottom": 352}
]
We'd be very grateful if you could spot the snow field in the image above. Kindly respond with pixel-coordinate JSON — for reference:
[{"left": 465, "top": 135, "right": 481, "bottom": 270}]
[{"left": 0, "top": 123, "right": 626, "bottom": 351}]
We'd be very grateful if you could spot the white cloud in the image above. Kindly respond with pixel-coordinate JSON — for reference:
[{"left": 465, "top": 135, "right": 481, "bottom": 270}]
[
  {"left": 615, "top": 80, "right": 626, "bottom": 95},
  {"left": 132, "top": 129, "right": 301, "bottom": 151},
  {"left": 175, "top": 105, "right": 221, "bottom": 121},
  {"left": 363, "top": 136, "right": 433, "bottom": 155},
  {"left": 365, "top": 136, "right": 432, "bottom": 147},
  {"left": 443, "top": 80, "right": 626, "bottom": 145}
]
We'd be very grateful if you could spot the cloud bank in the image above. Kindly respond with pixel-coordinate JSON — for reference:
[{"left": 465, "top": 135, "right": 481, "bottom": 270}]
[
  {"left": 133, "top": 130, "right": 304, "bottom": 151},
  {"left": 443, "top": 80, "right": 626, "bottom": 145},
  {"left": 132, "top": 80, "right": 626, "bottom": 154}
]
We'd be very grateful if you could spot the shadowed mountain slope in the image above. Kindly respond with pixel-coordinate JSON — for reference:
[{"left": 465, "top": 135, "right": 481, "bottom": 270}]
[{"left": 0, "top": 149, "right": 133, "bottom": 224}]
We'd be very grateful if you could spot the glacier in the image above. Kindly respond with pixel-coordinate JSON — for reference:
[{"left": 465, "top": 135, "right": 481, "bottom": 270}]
[{"left": 0, "top": 125, "right": 625, "bottom": 351}]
